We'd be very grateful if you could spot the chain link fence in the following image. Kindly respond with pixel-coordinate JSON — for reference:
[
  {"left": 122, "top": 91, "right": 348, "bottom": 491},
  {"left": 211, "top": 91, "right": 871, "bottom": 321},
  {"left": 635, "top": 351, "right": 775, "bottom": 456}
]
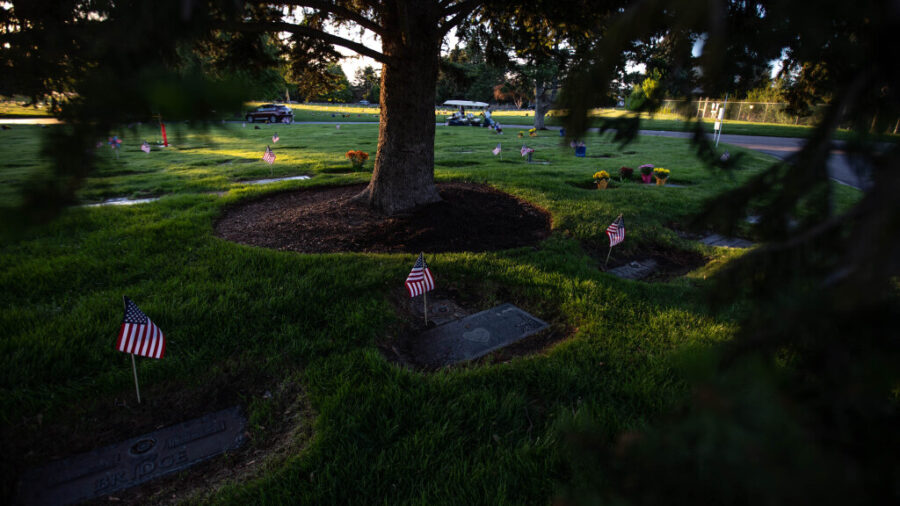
[{"left": 658, "top": 99, "right": 833, "bottom": 127}]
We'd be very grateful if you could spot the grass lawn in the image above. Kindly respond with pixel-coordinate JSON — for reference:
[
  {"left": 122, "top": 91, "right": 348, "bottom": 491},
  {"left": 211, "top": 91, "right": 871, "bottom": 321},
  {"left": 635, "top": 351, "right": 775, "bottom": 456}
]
[
  {"left": 266, "top": 103, "right": 897, "bottom": 141},
  {"left": 0, "top": 101, "right": 53, "bottom": 118},
  {"left": 0, "top": 122, "right": 862, "bottom": 503}
]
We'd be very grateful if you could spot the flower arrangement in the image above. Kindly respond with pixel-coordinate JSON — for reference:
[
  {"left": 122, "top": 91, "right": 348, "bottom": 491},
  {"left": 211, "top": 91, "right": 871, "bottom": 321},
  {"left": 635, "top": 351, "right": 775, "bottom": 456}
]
[
  {"left": 638, "top": 163, "right": 654, "bottom": 183},
  {"left": 528, "top": 127, "right": 537, "bottom": 137},
  {"left": 619, "top": 166, "right": 634, "bottom": 180},
  {"left": 593, "top": 170, "right": 611, "bottom": 190},
  {"left": 653, "top": 167, "right": 670, "bottom": 185},
  {"left": 518, "top": 130, "right": 525, "bottom": 138},
  {"left": 593, "top": 170, "right": 610, "bottom": 182},
  {"left": 346, "top": 150, "right": 369, "bottom": 169}
]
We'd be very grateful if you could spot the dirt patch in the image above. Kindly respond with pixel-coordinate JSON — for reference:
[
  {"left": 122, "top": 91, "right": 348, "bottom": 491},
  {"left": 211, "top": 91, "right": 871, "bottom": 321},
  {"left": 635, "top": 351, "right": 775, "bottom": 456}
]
[
  {"left": 585, "top": 241, "right": 708, "bottom": 282},
  {"left": 380, "top": 285, "right": 571, "bottom": 370},
  {"left": 2, "top": 367, "right": 313, "bottom": 505},
  {"left": 215, "top": 183, "right": 551, "bottom": 254}
]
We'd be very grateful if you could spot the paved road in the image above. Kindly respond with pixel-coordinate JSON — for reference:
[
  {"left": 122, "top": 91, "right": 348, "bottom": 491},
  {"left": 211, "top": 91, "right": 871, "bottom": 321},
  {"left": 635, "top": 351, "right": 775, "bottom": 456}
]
[{"left": 1, "top": 117, "right": 870, "bottom": 189}]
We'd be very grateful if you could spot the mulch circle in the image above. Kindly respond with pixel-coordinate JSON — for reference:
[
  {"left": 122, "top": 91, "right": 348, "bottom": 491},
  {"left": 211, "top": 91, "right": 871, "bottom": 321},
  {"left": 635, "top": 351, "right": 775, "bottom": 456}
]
[{"left": 215, "top": 182, "right": 552, "bottom": 253}]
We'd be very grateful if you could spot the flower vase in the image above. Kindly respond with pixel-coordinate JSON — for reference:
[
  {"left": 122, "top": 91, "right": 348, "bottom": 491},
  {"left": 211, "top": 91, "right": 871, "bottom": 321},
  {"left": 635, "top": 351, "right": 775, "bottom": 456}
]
[
  {"left": 655, "top": 177, "right": 667, "bottom": 186},
  {"left": 641, "top": 174, "right": 653, "bottom": 184},
  {"left": 526, "top": 152, "right": 533, "bottom": 162},
  {"left": 596, "top": 180, "right": 609, "bottom": 190}
]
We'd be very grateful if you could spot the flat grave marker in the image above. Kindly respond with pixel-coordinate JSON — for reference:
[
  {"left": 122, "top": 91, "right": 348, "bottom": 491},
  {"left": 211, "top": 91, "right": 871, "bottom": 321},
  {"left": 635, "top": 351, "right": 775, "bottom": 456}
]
[
  {"left": 699, "top": 234, "right": 754, "bottom": 248},
  {"left": 410, "top": 303, "right": 549, "bottom": 367},
  {"left": 16, "top": 406, "right": 246, "bottom": 506},
  {"left": 608, "top": 259, "right": 659, "bottom": 280}
]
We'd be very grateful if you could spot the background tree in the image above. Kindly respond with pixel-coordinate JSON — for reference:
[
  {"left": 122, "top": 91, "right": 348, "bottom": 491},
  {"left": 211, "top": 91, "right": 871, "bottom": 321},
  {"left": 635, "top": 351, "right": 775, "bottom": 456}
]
[
  {"left": 352, "top": 65, "right": 380, "bottom": 103},
  {"left": 557, "top": 0, "right": 899, "bottom": 503},
  {"left": 465, "top": 1, "right": 632, "bottom": 129},
  {"left": 435, "top": 42, "right": 505, "bottom": 103}
]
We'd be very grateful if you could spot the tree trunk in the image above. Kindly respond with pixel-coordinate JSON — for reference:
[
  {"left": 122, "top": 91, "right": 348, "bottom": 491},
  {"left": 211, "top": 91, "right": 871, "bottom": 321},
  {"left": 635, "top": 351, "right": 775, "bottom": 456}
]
[
  {"left": 533, "top": 81, "right": 547, "bottom": 129},
  {"left": 355, "top": 3, "right": 442, "bottom": 215},
  {"left": 533, "top": 75, "right": 558, "bottom": 130}
]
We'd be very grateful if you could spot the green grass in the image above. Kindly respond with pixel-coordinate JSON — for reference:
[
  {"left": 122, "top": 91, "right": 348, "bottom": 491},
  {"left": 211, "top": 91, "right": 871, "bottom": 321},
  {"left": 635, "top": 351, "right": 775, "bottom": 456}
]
[
  {"left": 0, "top": 123, "right": 862, "bottom": 503},
  {"left": 0, "top": 101, "right": 53, "bottom": 118}
]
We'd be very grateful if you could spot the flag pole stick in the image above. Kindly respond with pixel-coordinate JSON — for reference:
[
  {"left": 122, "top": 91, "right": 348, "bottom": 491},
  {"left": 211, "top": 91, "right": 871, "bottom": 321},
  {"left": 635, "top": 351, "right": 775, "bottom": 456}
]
[
  {"left": 422, "top": 251, "right": 429, "bottom": 326},
  {"left": 605, "top": 245, "right": 613, "bottom": 269},
  {"left": 130, "top": 353, "right": 142, "bottom": 404}
]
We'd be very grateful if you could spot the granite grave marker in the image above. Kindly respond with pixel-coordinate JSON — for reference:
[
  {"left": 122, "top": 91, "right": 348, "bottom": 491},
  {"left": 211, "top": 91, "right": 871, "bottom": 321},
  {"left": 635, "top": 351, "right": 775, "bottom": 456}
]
[
  {"left": 16, "top": 406, "right": 246, "bottom": 506},
  {"left": 411, "top": 303, "right": 549, "bottom": 367}
]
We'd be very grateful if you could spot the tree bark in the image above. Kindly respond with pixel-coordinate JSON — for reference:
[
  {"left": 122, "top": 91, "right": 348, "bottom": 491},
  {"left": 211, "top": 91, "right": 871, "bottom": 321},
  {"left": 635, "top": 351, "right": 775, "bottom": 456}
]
[
  {"left": 355, "top": 3, "right": 442, "bottom": 215},
  {"left": 533, "top": 81, "right": 547, "bottom": 129}
]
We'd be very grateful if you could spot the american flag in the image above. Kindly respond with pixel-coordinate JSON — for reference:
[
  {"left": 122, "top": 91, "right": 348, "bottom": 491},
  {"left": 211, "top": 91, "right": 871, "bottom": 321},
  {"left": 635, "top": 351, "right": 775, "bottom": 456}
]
[
  {"left": 606, "top": 214, "right": 625, "bottom": 247},
  {"left": 116, "top": 297, "right": 166, "bottom": 359},
  {"left": 263, "top": 146, "right": 276, "bottom": 164},
  {"left": 272, "top": 133, "right": 279, "bottom": 143},
  {"left": 520, "top": 145, "right": 534, "bottom": 157},
  {"left": 141, "top": 141, "right": 151, "bottom": 154},
  {"left": 492, "top": 143, "right": 501, "bottom": 155},
  {"left": 405, "top": 253, "right": 435, "bottom": 297}
]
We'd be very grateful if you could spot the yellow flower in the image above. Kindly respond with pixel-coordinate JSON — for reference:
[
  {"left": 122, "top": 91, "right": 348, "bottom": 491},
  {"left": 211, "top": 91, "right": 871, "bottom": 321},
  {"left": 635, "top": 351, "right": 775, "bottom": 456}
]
[{"left": 593, "top": 170, "right": 610, "bottom": 181}]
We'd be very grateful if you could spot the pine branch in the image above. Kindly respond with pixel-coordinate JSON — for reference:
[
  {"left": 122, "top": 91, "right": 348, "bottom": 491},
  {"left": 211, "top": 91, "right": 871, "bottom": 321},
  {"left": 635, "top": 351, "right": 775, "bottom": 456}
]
[
  {"left": 236, "top": 20, "right": 391, "bottom": 64},
  {"left": 280, "top": 1, "right": 385, "bottom": 37}
]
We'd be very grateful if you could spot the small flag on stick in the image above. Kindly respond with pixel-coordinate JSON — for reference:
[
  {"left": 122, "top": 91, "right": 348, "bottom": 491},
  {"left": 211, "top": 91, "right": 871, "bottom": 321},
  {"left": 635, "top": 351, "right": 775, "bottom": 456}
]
[
  {"left": 604, "top": 214, "right": 625, "bottom": 268},
  {"left": 405, "top": 253, "right": 435, "bottom": 325},
  {"left": 263, "top": 146, "right": 276, "bottom": 165},
  {"left": 116, "top": 296, "right": 166, "bottom": 403},
  {"left": 117, "top": 296, "right": 166, "bottom": 359},
  {"left": 606, "top": 214, "right": 625, "bottom": 247},
  {"left": 272, "top": 132, "right": 279, "bottom": 143},
  {"left": 492, "top": 143, "right": 501, "bottom": 156},
  {"left": 141, "top": 141, "right": 151, "bottom": 154}
]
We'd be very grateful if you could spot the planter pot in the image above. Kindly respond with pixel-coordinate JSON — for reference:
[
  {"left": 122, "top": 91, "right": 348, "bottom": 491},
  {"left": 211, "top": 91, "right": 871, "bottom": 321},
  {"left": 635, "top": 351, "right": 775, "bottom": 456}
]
[
  {"left": 641, "top": 173, "right": 653, "bottom": 183},
  {"left": 596, "top": 180, "right": 609, "bottom": 190},
  {"left": 575, "top": 146, "right": 586, "bottom": 157},
  {"left": 655, "top": 177, "right": 667, "bottom": 186}
]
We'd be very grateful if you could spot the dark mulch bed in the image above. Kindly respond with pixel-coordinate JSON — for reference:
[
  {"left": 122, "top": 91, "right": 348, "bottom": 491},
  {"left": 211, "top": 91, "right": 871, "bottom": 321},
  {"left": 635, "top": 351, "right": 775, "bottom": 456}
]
[
  {"left": 3, "top": 368, "right": 312, "bottom": 505},
  {"left": 215, "top": 182, "right": 552, "bottom": 253},
  {"left": 380, "top": 286, "right": 572, "bottom": 371},
  {"left": 604, "top": 244, "right": 708, "bottom": 282}
]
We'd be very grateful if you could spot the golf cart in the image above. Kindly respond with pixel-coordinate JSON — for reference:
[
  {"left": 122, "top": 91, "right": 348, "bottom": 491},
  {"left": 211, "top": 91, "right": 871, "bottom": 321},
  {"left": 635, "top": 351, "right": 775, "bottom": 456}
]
[{"left": 443, "top": 100, "right": 495, "bottom": 127}]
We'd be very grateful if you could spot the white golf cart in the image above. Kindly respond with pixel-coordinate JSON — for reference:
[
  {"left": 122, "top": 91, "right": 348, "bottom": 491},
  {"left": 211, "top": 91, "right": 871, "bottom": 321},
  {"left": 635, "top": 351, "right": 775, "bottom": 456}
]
[{"left": 443, "top": 100, "right": 495, "bottom": 127}]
